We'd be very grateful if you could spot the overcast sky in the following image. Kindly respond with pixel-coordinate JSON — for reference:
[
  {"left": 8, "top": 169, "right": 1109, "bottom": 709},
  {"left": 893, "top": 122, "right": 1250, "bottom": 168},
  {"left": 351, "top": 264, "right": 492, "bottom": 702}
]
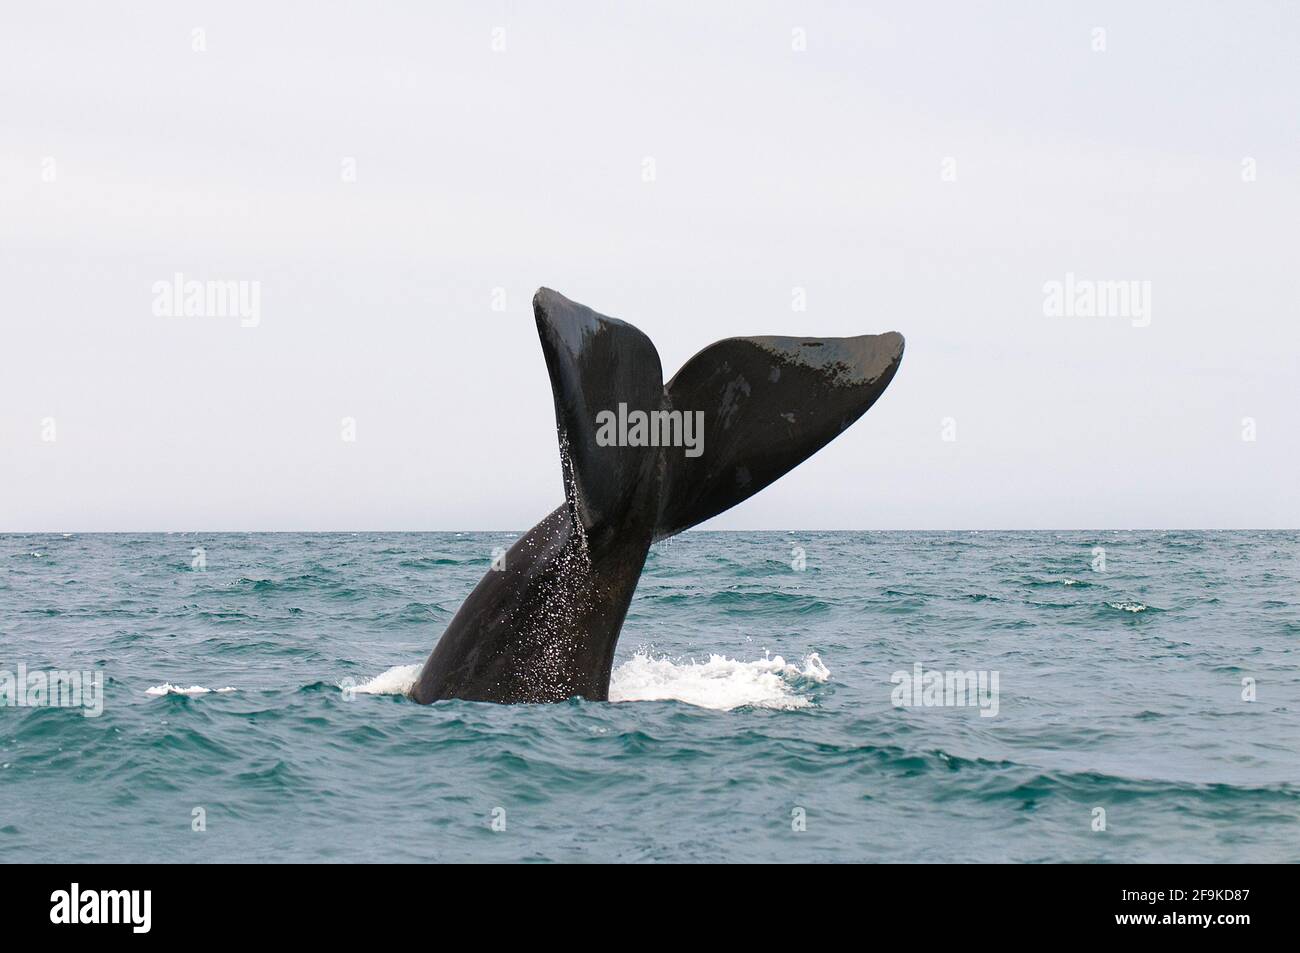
[{"left": 2, "top": 2, "right": 1296, "bottom": 531}]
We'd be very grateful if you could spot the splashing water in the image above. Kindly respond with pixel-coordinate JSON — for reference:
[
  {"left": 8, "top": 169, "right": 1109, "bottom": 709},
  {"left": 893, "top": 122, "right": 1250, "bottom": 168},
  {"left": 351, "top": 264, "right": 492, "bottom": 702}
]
[
  {"left": 608, "top": 650, "right": 829, "bottom": 710},
  {"left": 145, "top": 684, "right": 236, "bottom": 696},
  {"left": 346, "top": 664, "right": 421, "bottom": 695},
  {"left": 340, "top": 651, "right": 829, "bottom": 711}
]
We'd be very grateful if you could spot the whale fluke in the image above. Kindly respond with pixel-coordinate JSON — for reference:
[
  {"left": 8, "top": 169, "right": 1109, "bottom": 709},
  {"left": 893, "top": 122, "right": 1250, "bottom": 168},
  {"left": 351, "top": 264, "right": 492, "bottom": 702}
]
[
  {"left": 409, "top": 289, "right": 904, "bottom": 704},
  {"left": 533, "top": 289, "right": 664, "bottom": 544},
  {"left": 655, "top": 332, "right": 904, "bottom": 540}
]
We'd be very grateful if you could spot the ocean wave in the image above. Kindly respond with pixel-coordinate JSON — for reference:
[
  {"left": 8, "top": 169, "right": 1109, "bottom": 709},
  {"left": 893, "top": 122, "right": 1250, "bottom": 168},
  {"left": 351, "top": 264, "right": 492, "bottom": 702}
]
[
  {"left": 145, "top": 684, "right": 237, "bottom": 696},
  {"left": 1021, "top": 575, "right": 1092, "bottom": 589},
  {"left": 398, "top": 557, "right": 466, "bottom": 568},
  {"left": 372, "top": 601, "right": 450, "bottom": 625},
  {"left": 340, "top": 651, "right": 831, "bottom": 711},
  {"left": 1107, "top": 601, "right": 1151, "bottom": 613},
  {"left": 706, "top": 590, "right": 831, "bottom": 614}
]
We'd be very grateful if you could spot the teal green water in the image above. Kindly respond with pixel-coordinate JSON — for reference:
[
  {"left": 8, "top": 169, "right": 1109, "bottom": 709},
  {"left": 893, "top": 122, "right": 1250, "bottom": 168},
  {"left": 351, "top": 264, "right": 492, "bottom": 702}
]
[{"left": 2, "top": 531, "right": 1297, "bottom": 863}]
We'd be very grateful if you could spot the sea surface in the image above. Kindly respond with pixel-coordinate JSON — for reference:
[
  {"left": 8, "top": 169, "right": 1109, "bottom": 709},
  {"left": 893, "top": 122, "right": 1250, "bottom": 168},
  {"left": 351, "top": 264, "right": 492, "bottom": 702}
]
[{"left": 1, "top": 530, "right": 1297, "bottom": 863}]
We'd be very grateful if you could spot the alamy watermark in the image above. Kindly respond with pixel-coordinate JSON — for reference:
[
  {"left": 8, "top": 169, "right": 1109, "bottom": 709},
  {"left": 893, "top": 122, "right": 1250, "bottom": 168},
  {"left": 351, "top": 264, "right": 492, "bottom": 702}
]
[
  {"left": 1, "top": 664, "right": 104, "bottom": 717},
  {"left": 50, "top": 884, "right": 150, "bottom": 933},
  {"left": 595, "top": 404, "right": 704, "bottom": 458},
  {"left": 152, "top": 272, "right": 261, "bottom": 327},
  {"left": 1043, "top": 272, "right": 1150, "bottom": 327},
  {"left": 890, "top": 663, "right": 999, "bottom": 717}
]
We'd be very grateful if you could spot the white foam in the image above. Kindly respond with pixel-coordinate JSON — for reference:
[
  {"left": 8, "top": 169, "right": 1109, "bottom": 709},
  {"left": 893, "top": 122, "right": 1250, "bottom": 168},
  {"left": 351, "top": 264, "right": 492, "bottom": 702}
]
[
  {"left": 1108, "top": 601, "right": 1148, "bottom": 613},
  {"left": 609, "top": 650, "right": 829, "bottom": 711},
  {"left": 145, "top": 684, "right": 236, "bottom": 696},
  {"left": 344, "top": 664, "right": 421, "bottom": 695},
  {"left": 343, "top": 652, "right": 830, "bottom": 711}
]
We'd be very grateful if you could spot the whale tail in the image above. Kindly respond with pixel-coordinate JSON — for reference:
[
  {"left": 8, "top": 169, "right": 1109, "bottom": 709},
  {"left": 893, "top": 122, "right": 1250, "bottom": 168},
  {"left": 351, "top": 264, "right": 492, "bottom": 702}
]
[
  {"left": 412, "top": 289, "right": 903, "bottom": 703},
  {"left": 533, "top": 288, "right": 904, "bottom": 542}
]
